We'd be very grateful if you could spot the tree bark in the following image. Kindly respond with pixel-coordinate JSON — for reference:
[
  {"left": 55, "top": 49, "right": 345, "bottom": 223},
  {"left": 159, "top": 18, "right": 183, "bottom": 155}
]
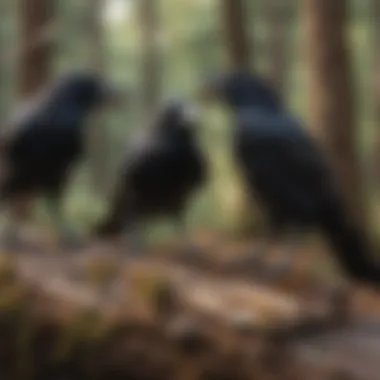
[
  {"left": 302, "top": 0, "right": 366, "bottom": 225},
  {"left": 221, "top": 0, "right": 250, "bottom": 71},
  {"left": 139, "top": 0, "right": 161, "bottom": 113},
  {"left": 220, "top": 0, "right": 259, "bottom": 234},
  {"left": 371, "top": 0, "right": 380, "bottom": 188},
  {"left": 264, "top": 0, "right": 293, "bottom": 98},
  {"left": 86, "top": 0, "right": 104, "bottom": 72},
  {"left": 86, "top": 0, "right": 109, "bottom": 196},
  {"left": 0, "top": 0, "right": 6, "bottom": 124},
  {"left": 20, "top": 0, "right": 53, "bottom": 97}
]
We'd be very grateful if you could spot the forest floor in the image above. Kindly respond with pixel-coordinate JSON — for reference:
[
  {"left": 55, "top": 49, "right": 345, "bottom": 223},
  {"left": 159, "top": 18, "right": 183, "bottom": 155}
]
[{"left": 0, "top": 230, "right": 380, "bottom": 379}]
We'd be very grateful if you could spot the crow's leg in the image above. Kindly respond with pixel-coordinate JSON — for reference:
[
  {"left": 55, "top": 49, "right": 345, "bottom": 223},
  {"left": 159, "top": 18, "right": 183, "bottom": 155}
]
[
  {"left": 174, "top": 213, "right": 204, "bottom": 263},
  {"left": 120, "top": 219, "right": 146, "bottom": 258},
  {"left": 45, "top": 193, "right": 82, "bottom": 250},
  {"left": 0, "top": 195, "right": 35, "bottom": 251}
]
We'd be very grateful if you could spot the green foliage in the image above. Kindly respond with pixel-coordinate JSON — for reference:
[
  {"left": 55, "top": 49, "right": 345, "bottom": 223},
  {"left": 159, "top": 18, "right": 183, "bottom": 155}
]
[{"left": 0, "top": 0, "right": 375, "bottom": 237}]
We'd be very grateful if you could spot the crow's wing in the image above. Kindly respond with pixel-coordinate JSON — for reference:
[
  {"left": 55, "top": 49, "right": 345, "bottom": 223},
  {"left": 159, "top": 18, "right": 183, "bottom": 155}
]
[
  {"left": 3, "top": 99, "right": 83, "bottom": 168},
  {"left": 0, "top": 86, "right": 53, "bottom": 149},
  {"left": 119, "top": 133, "right": 177, "bottom": 186},
  {"left": 119, "top": 130, "right": 205, "bottom": 192},
  {"left": 236, "top": 110, "right": 338, "bottom": 214}
]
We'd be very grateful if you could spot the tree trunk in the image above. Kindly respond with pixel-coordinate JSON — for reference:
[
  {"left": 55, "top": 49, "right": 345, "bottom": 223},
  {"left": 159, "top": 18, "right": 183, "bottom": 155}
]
[
  {"left": 0, "top": 0, "right": 6, "bottom": 124},
  {"left": 264, "top": 0, "right": 293, "bottom": 98},
  {"left": 86, "top": 0, "right": 104, "bottom": 72},
  {"left": 220, "top": 0, "right": 259, "bottom": 235},
  {"left": 221, "top": 0, "right": 250, "bottom": 71},
  {"left": 139, "top": 0, "right": 161, "bottom": 113},
  {"left": 20, "top": 0, "right": 53, "bottom": 97},
  {"left": 86, "top": 0, "right": 108, "bottom": 196},
  {"left": 302, "top": 0, "right": 366, "bottom": 225},
  {"left": 371, "top": 0, "right": 380, "bottom": 188}
]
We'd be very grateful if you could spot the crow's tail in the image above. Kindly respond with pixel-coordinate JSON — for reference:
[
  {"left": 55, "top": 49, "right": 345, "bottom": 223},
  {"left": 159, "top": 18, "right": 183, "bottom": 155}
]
[{"left": 320, "top": 200, "right": 380, "bottom": 287}]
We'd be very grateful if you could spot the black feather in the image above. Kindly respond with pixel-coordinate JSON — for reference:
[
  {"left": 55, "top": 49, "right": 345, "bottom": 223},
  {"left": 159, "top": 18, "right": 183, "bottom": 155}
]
[
  {"left": 96, "top": 100, "right": 206, "bottom": 237},
  {"left": 211, "top": 71, "right": 380, "bottom": 287},
  {"left": 0, "top": 71, "right": 109, "bottom": 199}
]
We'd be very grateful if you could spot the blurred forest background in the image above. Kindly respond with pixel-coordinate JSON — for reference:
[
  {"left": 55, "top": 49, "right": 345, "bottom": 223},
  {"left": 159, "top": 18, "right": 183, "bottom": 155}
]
[
  {"left": 1, "top": 2, "right": 380, "bottom": 379},
  {"left": 0, "top": 0, "right": 377, "bottom": 244}
]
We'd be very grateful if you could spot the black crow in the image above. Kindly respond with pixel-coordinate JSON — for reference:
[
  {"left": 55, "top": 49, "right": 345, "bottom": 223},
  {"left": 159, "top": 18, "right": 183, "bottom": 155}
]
[
  {"left": 95, "top": 100, "right": 206, "bottom": 256},
  {"left": 0, "top": 71, "right": 124, "bottom": 249},
  {"left": 201, "top": 71, "right": 380, "bottom": 287}
]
